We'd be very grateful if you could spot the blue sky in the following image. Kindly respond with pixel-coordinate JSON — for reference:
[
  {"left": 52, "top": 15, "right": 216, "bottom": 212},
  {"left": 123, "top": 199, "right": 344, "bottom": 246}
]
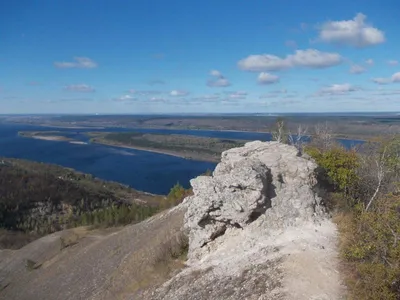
[{"left": 1, "top": 0, "right": 400, "bottom": 114}]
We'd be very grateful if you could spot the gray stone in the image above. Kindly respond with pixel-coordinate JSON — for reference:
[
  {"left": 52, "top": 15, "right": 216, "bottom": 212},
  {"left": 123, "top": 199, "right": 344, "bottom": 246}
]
[{"left": 183, "top": 141, "right": 325, "bottom": 260}]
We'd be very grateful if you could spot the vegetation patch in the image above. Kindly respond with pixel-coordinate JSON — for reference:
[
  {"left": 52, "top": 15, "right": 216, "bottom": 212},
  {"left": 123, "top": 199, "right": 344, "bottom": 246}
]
[
  {"left": 302, "top": 124, "right": 400, "bottom": 300},
  {"left": 0, "top": 158, "right": 163, "bottom": 249}
]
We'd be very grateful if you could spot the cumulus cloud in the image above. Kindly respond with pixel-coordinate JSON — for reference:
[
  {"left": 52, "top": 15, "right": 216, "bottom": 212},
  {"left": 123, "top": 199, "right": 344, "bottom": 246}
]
[
  {"left": 392, "top": 72, "right": 400, "bottom": 82},
  {"left": 372, "top": 78, "right": 392, "bottom": 85},
  {"left": 207, "top": 78, "right": 231, "bottom": 87},
  {"left": 64, "top": 84, "right": 95, "bottom": 92},
  {"left": 388, "top": 60, "right": 398, "bottom": 66},
  {"left": 170, "top": 90, "right": 189, "bottom": 97},
  {"left": 365, "top": 59, "right": 374, "bottom": 65},
  {"left": 317, "top": 83, "right": 357, "bottom": 95},
  {"left": 287, "top": 49, "right": 343, "bottom": 68},
  {"left": 54, "top": 57, "right": 98, "bottom": 69},
  {"left": 372, "top": 72, "right": 400, "bottom": 84},
  {"left": 258, "top": 72, "right": 279, "bottom": 84},
  {"left": 318, "top": 13, "right": 385, "bottom": 47},
  {"left": 349, "top": 64, "right": 366, "bottom": 74},
  {"left": 238, "top": 54, "right": 291, "bottom": 72},
  {"left": 238, "top": 49, "right": 342, "bottom": 72},
  {"left": 207, "top": 70, "right": 231, "bottom": 87}
]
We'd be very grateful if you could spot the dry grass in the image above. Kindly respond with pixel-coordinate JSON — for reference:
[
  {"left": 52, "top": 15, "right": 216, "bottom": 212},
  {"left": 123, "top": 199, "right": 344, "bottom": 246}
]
[
  {"left": 59, "top": 227, "right": 89, "bottom": 250},
  {"left": 152, "top": 231, "right": 189, "bottom": 264},
  {"left": 0, "top": 229, "right": 39, "bottom": 250},
  {"left": 122, "top": 230, "right": 189, "bottom": 297},
  {"left": 334, "top": 196, "right": 400, "bottom": 300}
]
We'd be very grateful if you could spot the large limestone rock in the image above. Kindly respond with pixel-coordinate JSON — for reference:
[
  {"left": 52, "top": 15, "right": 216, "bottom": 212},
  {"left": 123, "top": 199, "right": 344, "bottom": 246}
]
[
  {"left": 184, "top": 141, "right": 325, "bottom": 260},
  {"left": 146, "top": 141, "right": 344, "bottom": 300}
]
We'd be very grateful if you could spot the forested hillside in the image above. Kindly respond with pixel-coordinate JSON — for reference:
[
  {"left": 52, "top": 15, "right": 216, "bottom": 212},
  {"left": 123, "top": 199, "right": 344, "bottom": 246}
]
[{"left": 0, "top": 158, "right": 162, "bottom": 249}]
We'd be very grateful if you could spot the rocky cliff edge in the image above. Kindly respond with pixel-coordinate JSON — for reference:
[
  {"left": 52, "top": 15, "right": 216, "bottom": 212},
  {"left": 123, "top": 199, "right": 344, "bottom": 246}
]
[{"left": 147, "top": 141, "right": 345, "bottom": 299}]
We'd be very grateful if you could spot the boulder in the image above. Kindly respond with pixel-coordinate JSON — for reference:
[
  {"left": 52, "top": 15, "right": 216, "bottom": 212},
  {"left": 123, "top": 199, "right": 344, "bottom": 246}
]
[{"left": 184, "top": 141, "right": 325, "bottom": 260}]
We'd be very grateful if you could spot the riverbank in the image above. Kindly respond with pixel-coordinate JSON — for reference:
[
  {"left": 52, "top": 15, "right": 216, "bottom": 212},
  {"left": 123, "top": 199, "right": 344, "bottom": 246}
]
[
  {"left": 91, "top": 139, "right": 207, "bottom": 161},
  {"left": 89, "top": 132, "right": 247, "bottom": 163}
]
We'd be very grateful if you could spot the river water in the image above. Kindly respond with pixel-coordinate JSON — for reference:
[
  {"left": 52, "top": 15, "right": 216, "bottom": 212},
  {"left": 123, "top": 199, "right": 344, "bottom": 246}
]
[{"left": 0, "top": 123, "right": 364, "bottom": 194}]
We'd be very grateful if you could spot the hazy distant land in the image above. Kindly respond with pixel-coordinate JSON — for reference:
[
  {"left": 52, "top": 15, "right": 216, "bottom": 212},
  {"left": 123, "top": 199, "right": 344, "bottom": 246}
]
[{"left": 8, "top": 113, "right": 400, "bottom": 140}]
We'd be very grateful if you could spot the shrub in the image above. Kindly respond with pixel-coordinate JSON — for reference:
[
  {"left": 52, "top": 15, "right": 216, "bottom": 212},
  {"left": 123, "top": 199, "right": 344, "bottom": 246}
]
[
  {"left": 306, "top": 146, "right": 359, "bottom": 195},
  {"left": 339, "top": 194, "right": 400, "bottom": 299},
  {"left": 164, "top": 183, "right": 193, "bottom": 208}
]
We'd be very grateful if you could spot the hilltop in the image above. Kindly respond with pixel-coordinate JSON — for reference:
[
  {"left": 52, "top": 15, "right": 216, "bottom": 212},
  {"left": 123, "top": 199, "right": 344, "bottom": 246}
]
[{"left": 0, "top": 141, "right": 345, "bottom": 299}]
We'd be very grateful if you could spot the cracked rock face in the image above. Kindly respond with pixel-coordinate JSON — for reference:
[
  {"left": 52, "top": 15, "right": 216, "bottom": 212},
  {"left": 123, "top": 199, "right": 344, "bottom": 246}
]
[{"left": 183, "top": 141, "right": 324, "bottom": 260}]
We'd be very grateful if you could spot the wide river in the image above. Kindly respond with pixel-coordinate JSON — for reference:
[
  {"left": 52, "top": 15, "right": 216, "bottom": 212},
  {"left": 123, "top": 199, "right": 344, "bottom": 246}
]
[{"left": 0, "top": 123, "right": 364, "bottom": 194}]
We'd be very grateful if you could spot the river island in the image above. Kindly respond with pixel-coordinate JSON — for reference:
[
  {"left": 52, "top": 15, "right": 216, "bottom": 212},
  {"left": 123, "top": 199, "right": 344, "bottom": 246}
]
[
  {"left": 88, "top": 132, "right": 248, "bottom": 162},
  {"left": 18, "top": 131, "right": 74, "bottom": 142}
]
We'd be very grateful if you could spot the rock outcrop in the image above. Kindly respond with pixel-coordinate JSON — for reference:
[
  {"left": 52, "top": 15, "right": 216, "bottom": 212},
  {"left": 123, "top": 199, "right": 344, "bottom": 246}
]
[
  {"left": 148, "top": 141, "right": 344, "bottom": 299},
  {"left": 184, "top": 141, "right": 325, "bottom": 260}
]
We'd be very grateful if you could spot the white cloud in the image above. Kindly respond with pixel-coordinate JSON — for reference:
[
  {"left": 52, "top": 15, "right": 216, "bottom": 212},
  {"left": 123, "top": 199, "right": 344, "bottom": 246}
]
[
  {"left": 238, "top": 49, "right": 342, "bottom": 72},
  {"left": 238, "top": 54, "right": 290, "bottom": 72},
  {"left": 388, "top": 60, "right": 399, "bottom": 66},
  {"left": 318, "top": 83, "right": 357, "bottom": 95},
  {"left": 210, "top": 70, "right": 222, "bottom": 77},
  {"left": 54, "top": 57, "right": 98, "bottom": 69},
  {"left": 365, "top": 59, "right": 374, "bottom": 65},
  {"left": 372, "top": 78, "right": 392, "bottom": 85},
  {"left": 372, "top": 72, "right": 400, "bottom": 84},
  {"left": 207, "top": 77, "right": 230, "bottom": 87},
  {"left": 207, "top": 70, "right": 231, "bottom": 87},
  {"left": 170, "top": 90, "right": 189, "bottom": 97},
  {"left": 287, "top": 49, "right": 342, "bottom": 69},
  {"left": 392, "top": 72, "right": 400, "bottom": 82},
  {"left": 349, "top": 64, "right": 366, "bottom": 74},
  {"left": 258, "top": 72, "right": 279, "bottom": 84},
  {"left": 318, "top": 13, "right": 385, "bottom": 47},
  {"left": 64, "top": 84, "right": 95, "bottom": 92}
]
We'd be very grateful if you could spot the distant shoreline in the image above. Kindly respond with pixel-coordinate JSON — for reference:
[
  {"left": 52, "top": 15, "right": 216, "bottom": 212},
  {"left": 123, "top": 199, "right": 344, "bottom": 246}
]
[
  {"left": 90, "top": 140, "right": 220, "bottom": 163},
  {"left": 37, "top": 124, "right": 106, "bottom": 129},
  {"left": 25, "top": 135, "right": 73, "bottom": 142},
  {"left": 12, "top": 121, "right": 371, "bottom": 141}
]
